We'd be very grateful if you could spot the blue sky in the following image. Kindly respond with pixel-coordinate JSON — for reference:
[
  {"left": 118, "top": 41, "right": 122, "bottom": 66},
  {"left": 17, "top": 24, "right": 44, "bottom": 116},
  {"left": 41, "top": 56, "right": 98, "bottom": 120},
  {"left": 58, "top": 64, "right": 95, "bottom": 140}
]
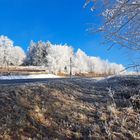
[{"left": 0, "top": 0, "right": 129, "bottom": 66}]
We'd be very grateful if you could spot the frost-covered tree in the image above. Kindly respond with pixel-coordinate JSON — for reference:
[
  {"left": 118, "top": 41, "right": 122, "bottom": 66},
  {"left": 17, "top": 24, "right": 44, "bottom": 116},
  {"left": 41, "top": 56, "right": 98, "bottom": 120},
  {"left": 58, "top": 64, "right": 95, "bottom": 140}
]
[
  {"left": 12, "top": 46, "right": 26, "bottom": 66},
  {"left": 85, "top": 0, "right": 140, "bottom": 69},
  {"left": 25, "top": 41, "right": 50, "bottom": 66},
  {"left": 0, "top": 35, "right": 25, "bottom": 66},
  {"left": 72, "top": 49, "right": 90, "bottom": 73},
  {"left": 46, "top": 44, "right": 124, "bottom": 75},
  {"left": 72, "top": 49, "right": 124, "bottom": 75},
  {"left": 85, "top": 0, "right": 140, "bottom": 50},
  {"left": 47, "top": 44, "right": 74, "bottom": 74},
  {"left": 25, "top": 39, "right": 124, "bottom": 75}
]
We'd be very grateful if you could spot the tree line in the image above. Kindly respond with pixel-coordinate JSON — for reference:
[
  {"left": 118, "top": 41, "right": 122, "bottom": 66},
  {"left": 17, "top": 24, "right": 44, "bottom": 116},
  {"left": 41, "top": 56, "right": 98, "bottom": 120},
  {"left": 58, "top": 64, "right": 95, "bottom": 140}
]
[{"left": 0, "top": 35, "right": 124, "bottom": 75}]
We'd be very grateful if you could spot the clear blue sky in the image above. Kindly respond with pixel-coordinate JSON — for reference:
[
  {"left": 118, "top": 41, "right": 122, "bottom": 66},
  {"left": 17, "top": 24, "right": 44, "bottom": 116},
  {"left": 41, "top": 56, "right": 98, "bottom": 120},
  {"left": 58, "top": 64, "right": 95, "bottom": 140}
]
[{"left": 0, "top": 0, "right": 130, "bottom": 66}]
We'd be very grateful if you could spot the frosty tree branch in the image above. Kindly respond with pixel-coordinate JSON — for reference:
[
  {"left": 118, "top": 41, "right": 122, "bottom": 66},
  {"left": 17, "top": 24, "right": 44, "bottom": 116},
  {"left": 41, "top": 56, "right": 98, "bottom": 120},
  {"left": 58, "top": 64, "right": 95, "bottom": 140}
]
[{"left": 85, "top": 0, "right": 140, "bottom": 51}]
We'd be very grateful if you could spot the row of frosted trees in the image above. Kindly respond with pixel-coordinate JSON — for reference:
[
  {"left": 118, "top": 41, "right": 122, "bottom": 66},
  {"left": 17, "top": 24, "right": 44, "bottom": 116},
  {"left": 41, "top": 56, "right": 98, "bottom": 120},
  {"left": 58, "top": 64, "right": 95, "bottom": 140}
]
[
  {"left": 0, "top": 35, "right": 124, "bottom": 75},
  {"left": 24, "top": 40, "right": 124, "bottom": 75}
]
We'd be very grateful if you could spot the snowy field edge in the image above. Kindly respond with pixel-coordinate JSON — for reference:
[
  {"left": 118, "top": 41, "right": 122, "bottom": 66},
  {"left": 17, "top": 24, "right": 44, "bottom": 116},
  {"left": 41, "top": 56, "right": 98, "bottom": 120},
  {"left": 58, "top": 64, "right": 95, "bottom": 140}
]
[
  {"left": 0, "top": 74, "right": 61, "bottom": 80},
  {"left": 0, "top": 72, "right": 139, "bottom": 80}
]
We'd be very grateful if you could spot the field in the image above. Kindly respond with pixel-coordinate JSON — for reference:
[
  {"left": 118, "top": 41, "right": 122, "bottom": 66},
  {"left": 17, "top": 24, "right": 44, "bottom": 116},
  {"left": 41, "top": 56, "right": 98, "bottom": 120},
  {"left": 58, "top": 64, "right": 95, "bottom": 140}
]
[
  {"left": 0, "top": 66, "right": 48, "bottom": 75},
  {"left": 0, "top": 76, "right": 140, "bottom": 140},
  {"left": 0, "top": 66, "right": 117, "bottom": 77}
]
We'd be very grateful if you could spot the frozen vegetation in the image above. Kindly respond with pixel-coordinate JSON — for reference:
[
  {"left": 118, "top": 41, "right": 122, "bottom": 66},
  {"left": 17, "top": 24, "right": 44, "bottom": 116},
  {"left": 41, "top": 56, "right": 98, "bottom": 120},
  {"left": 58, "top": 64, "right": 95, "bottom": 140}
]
[
  {"left": 0, "top": 0, "right": 139, "bottom": 139},
  {"left": 0, "top": 35, "right": 25, "bottom": 66},
  {"left": 0, "top": 76, "right": 139, "bottom": 139},
  {"left": 0, "top": 35, "right": 125, "bottom": 76}
]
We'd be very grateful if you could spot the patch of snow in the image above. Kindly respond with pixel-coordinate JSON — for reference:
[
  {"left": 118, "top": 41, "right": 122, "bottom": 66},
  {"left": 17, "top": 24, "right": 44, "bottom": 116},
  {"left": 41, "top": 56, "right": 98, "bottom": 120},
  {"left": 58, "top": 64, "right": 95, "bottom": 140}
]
[
  {"left": 90, "top": 77, "right": 107, "bottom": 81},
  {"left": 0, "top": 74, "right": 61, "bottom": 80}
]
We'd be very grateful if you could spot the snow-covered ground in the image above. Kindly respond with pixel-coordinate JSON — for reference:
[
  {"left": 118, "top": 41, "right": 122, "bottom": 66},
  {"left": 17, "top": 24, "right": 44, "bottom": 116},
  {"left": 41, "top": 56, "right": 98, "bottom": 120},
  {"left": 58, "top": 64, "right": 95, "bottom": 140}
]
[
  {"left": 0, "top": 72, "right": 139, "bottom": 80},
  {"left": 0, "top": 74, "right": 61, "bottom": 80}
]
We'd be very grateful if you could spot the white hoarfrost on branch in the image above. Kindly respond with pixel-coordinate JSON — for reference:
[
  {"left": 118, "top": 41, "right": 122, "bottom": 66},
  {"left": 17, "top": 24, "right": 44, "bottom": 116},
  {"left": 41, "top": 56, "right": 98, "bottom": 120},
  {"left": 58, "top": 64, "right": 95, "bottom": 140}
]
[
  {"left": 0, "top": 35, "right": 25, "bottom": 66},
  {"left": 85, "top": 0, "right": 140, "bottom": 50},
  {"left": 84, "top": 0, "right": 140, "bottom": 70}
]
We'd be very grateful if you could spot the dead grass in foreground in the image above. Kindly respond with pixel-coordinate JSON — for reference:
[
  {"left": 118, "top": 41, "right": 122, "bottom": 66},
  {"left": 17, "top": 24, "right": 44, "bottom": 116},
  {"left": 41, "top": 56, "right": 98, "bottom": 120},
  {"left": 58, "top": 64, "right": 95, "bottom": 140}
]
[{"left": 0, "top": 77, "right": 140, "bottom": 140}]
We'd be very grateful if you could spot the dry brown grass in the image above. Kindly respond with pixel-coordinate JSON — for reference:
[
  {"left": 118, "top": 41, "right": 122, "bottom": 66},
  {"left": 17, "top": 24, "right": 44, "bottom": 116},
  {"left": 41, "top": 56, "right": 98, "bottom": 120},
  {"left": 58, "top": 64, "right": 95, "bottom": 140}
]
[
  {"left": 0, "top": 76, "right": 140, "bottom": 139},
  {"left": 75, "top": 72, "right": 113, "bottom": 77},
  {"left": 0, "top": 66, "right": 48, "bottom": 75},
  {"left": 0, "top": 66, "right": 115, "bottom": 77}
]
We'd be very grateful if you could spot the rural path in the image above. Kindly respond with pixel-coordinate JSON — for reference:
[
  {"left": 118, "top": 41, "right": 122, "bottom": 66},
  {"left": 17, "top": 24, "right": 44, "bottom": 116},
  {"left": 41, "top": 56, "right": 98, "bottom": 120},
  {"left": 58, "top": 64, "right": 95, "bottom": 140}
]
[{"left": 0, "top": 78, "right": 68, "bottom": 85}]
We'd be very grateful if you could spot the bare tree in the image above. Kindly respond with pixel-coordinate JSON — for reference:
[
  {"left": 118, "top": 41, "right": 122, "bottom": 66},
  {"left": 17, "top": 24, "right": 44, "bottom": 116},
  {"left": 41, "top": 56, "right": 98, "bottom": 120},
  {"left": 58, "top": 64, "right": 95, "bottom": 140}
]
[{"left": 84, "top": 0, "right": 140, "bottom": 68}]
